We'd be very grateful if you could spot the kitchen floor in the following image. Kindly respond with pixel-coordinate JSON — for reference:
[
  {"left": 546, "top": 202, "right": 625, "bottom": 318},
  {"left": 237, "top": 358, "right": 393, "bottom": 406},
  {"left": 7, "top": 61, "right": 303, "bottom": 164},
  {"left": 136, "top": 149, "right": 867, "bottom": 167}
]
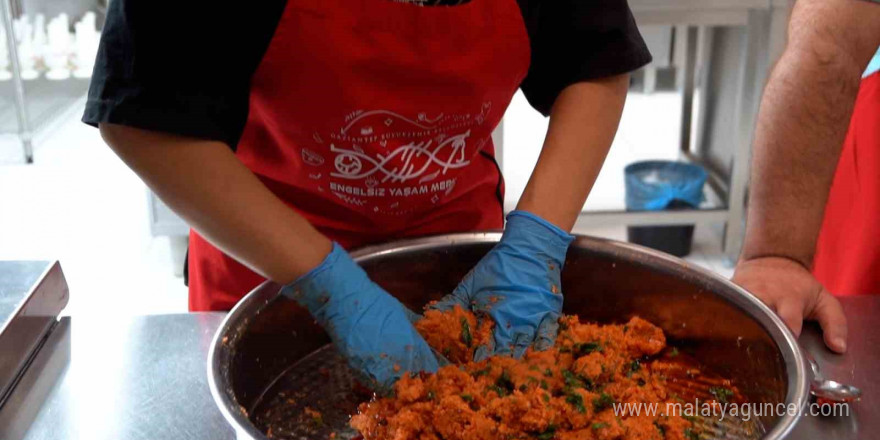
[{"left": 0, "top": 90, "right": 734, "bottom": 319}]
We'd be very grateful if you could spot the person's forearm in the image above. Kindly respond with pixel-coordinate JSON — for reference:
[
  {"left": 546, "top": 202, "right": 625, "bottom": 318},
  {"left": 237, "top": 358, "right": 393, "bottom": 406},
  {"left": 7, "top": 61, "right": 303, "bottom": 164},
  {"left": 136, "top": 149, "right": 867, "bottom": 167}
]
[
  {"left": 742, "top": 50, "right": 860, "bottom": 267},
  {"left": 100, "top": 123, "right": 332, "bottom": 284},
  {"left": 740, "top": 0, "right": 880, "bottom": 268},
  {"left": 517, "top": 74, "right": 629, "bottom": 231}
]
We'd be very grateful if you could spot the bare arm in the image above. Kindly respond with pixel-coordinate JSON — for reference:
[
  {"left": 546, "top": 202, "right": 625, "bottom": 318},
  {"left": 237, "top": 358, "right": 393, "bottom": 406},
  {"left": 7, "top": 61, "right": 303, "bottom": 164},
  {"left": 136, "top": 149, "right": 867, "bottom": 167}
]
[
  {"left": 741, "top": 0, "right": 880, "bottom": 266},
  {"left": 100, "top": 124, "right": 332, "bottom": 284},
  {"left": 517, "top": 74, "right": 629, "bottom": 231},
  {"left": 101, "top": 73, "right": 628, "bottom": 285},
  {"left": 735, "top": 0, "right": 880, "bottom": 352}
]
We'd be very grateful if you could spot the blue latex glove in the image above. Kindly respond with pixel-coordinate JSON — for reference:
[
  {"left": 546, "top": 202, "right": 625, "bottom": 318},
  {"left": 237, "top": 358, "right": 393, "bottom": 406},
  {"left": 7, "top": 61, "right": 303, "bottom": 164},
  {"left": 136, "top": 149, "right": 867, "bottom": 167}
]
[
  {"left": 280, "top": 243, "right": 440, "bottom": 391},
  {"left": 430, "top": 210, "right": 574, "bottom": 360}
]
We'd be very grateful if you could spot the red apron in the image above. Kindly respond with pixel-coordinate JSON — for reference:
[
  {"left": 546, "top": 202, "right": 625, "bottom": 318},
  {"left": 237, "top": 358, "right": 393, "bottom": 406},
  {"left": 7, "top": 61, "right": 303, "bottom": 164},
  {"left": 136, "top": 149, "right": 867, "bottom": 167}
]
[
  {"left": 813, "top": 72, "right": 880, "bottom": 295},
  {"left": 189, "top": 0, "right": 531, "bottom": 311}
]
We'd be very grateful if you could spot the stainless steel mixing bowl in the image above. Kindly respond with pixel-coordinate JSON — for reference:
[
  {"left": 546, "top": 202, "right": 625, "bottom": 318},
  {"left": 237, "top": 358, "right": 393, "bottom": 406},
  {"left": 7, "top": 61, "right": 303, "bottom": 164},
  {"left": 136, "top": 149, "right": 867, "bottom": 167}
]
[{"left": 208, "top": 233, "right": 810, "bottom": 439}]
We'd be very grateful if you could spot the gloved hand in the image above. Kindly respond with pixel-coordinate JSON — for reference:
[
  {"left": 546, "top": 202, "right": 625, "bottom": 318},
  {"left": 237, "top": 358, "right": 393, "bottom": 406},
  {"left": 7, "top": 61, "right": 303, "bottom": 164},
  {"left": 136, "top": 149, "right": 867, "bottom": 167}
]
[
  {"left": 430, "top": 210, "right": 574, "bottom": 361},
  {"left": 280, "top": 243, "right": 440, "bottom": 391}
]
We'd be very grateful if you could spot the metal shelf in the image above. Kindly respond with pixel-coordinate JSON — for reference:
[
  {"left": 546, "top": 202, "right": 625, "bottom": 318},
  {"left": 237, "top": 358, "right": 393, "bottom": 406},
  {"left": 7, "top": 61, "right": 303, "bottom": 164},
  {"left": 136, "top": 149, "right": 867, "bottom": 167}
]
[
  {"left": 0, "top": 77, "right": 89, "bottom": 132},
  {"left": 578, "top": 168, "right": 728, "bottom": 228},
  {"left": 578, "top": 208, "right": 729, "bottom": 228},
  {"left": 573, "top": 0, "right": 793, "bottom": 261},
  {"left": 1, "top": 0, "right": 99, "bottom": 163}
]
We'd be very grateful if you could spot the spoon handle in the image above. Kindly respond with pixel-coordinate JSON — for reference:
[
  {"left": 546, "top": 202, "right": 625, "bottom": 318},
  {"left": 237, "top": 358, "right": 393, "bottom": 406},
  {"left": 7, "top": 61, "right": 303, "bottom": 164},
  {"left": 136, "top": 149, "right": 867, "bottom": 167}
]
[
  {"left": 801, "top": 348, "right": 825, "bottom": 383},
  {"left": 801, "top": 345, "right": 862, "bottom": 402}
]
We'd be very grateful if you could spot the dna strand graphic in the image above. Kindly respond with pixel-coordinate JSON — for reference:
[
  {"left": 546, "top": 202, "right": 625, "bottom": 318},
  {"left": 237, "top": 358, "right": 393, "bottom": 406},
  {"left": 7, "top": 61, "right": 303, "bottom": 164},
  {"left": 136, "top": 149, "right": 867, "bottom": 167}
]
[{"left": 330, "top": 130, "right": 472, "bottom": 183}]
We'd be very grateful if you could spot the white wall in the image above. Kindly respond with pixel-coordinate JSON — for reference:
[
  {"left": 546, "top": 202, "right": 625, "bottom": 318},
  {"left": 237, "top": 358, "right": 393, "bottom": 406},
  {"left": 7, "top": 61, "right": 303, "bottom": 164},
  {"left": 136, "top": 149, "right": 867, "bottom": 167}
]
[{"left": 501, "top": 89, "right": 684, "bottom": 213}]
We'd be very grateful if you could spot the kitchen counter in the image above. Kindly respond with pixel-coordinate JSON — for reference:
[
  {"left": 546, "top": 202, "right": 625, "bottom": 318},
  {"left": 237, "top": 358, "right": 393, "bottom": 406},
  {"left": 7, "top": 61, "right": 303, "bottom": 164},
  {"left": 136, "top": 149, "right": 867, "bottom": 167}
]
[
  {"left": 791, "top": 296, "right": 878, "bottom": 439},
  {"left": 3, "top": 298, "right": 877, "bottom": 440},
  {"left": 0, "top": 261, "right": 53, "bottom": 323},
  {"left": 7, "top": 313, "right": 234, "bottom": 440}
]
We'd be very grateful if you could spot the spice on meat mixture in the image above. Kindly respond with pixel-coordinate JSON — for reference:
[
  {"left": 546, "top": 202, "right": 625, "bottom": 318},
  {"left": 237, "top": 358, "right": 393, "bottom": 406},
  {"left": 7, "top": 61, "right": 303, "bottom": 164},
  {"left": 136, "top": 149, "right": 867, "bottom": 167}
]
[{"left": 352, "top": 311, "right": 706, "bottom": 440}]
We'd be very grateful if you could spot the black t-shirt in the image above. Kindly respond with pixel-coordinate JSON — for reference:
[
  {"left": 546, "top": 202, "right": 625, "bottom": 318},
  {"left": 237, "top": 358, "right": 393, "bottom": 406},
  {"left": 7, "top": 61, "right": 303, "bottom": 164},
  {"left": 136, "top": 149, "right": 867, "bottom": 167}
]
[{"left": 83, "top": 0, "right": 651, "bottom": 150}]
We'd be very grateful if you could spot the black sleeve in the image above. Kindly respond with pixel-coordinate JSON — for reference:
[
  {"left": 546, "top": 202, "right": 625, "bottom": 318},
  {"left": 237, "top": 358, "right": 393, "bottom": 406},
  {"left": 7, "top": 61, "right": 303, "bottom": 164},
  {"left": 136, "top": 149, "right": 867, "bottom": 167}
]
[
  {"left": 518, "top": 0, "right": 652, "bottom": 116},
  {"left": 82, "top": 0, "right": 286, "bottom": 149}
]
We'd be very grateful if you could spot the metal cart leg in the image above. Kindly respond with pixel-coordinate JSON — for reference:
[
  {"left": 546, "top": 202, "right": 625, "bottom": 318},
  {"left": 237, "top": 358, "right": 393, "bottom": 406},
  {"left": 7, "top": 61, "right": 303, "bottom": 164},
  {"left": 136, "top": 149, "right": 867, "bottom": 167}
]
[
  {"left": 692, "top": 26, "right": 715, "bottom": 159},
  {"left": 723, "top": 9, "right": 772, "bottom": 265},
  {"left": 643, "top": 65, "right": 658, "bottom": 94},
  {"left": 767, "top": 0, "right": 794, "bottom": 63},
  {"left": 678, "top": 26, "right": 698, "bottom": 155},
  {"left": 2, "top": 0, "right": 34, "bottom": 164}
]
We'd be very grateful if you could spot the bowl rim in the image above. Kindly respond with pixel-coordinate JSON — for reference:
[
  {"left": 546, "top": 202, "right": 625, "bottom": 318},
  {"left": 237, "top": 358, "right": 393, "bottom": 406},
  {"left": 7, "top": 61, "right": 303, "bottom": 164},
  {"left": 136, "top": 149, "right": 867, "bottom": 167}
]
[{"left": 208, "top": 232, "right": 810, "bottom": 440}]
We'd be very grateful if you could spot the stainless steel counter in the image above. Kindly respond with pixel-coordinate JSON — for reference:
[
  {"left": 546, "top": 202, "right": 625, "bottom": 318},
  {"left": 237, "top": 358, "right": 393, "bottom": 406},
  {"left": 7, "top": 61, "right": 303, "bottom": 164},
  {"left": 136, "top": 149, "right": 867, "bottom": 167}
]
[
  {"left": 0, "top": 261, "right": 68, "bottom": 421},
  {"left": 792, "top": 296, "right": 878, "bottom": 439},
  {"left": 0, "top": 261, "right": 51, "bottom": 322},
  {"left": 4, "top": 298, "right": 877, "bottom": 440},
  {"left": 10, "top": 313, "right": 234, "bottom": 440}
]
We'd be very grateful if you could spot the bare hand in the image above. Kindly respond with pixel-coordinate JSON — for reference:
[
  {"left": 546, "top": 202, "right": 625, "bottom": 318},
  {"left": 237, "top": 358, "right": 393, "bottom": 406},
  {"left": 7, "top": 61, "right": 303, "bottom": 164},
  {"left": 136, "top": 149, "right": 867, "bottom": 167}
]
[{"left": 733, "top": 257, "right": 847, "bottom": 353}]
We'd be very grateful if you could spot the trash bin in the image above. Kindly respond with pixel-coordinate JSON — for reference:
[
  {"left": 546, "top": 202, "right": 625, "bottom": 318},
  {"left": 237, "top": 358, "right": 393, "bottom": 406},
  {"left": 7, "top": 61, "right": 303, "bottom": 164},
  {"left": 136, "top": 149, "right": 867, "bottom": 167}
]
[{"left": 624, "top": 161, "right": 708, "bottom": 257}]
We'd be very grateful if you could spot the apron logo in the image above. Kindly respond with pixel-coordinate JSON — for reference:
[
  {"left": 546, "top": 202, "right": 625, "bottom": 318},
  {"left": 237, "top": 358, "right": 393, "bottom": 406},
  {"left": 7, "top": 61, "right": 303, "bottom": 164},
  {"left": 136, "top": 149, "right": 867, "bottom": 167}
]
[
  {"left": 319, "top": 104, "right": 493, "bottom": 210},
  {"left": 333, "top": 192, "right": 367, "bottom": 207},
  {"left": 334, "top": 153, "right": 364, "bottom": 176},
  {"left": 302, "top": 148, "right": 325, "bottom": 166},
  {"left": 341, "top": 110, "right": 443, "bottom": 134},
  {"left": 330, "top": 130, "right": 471, "bottom": 183}
]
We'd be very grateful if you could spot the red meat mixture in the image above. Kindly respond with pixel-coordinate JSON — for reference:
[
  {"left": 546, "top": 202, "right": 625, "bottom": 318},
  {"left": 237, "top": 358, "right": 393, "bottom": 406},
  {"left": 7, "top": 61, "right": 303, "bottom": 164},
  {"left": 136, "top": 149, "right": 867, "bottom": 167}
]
[{"left": 352, "top": 312, "right": 707, "bottom": 440}]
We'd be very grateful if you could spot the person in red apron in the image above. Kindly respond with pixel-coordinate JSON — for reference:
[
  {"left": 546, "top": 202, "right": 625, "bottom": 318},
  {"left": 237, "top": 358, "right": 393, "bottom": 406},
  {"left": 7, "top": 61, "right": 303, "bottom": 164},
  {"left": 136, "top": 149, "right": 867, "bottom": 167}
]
[
  {"left": 84, "top": 0, "right": 650, "bottom": 386},
  {"left": 813, "top": 62, "right": 880, "bottom": 295},
  {"left": 734, "top": 0, "right": 880, "bottom": 355}
]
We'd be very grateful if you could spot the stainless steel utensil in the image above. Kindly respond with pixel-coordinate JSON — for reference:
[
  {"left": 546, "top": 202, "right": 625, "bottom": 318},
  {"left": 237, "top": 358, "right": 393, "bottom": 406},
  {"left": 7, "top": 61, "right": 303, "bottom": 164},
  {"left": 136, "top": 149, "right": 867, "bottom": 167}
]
[
  {"left": 804, "top": 350, "right": 862, "bottom": 403},
  {"left": 208, "top": 233, "right": 811, "bottom": 440}
]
